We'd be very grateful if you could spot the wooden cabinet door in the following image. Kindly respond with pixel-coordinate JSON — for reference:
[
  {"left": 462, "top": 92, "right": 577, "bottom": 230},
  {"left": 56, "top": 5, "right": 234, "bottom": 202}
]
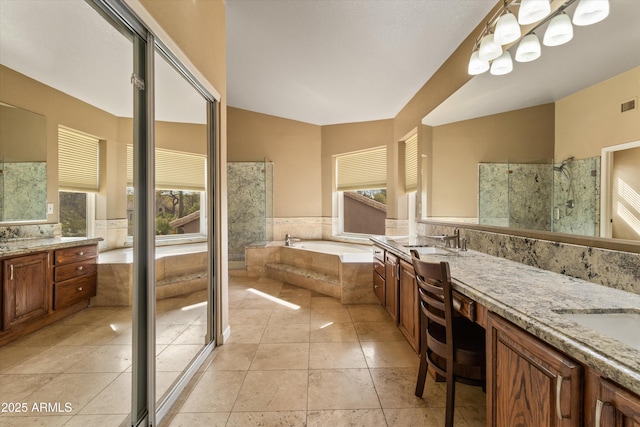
[
  {"left": 384, "top": 252, "right": 398, "bottom": 322},
  {"left": 487, "top": 313, "right": 582, "bottom": 427},
  {"left": 398, "top": 259, "right": 419, "bottom": 352},
  {"left": 595, "top": 378, "right": 640, "bottom": 427},
  {"left": 2, "top": 253, "right": 50, "bottom": 331},
  {"left": 373, "top": 270, "right": 385, "bottom": 305}
]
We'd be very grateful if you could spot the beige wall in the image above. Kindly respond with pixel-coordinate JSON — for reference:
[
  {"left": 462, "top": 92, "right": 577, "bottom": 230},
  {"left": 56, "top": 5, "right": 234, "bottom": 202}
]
[
  {"left": 555, "top": 66, "right": 640, "bottom": 160},
  {"left": 227, "top": 107, "right": 322, "bottom": 217},
  {"left": 321, "top": 119, "right": 394, "bottom": 217},
  {"left": 430, "top": 104, "right": 555, "bottom": 217}
]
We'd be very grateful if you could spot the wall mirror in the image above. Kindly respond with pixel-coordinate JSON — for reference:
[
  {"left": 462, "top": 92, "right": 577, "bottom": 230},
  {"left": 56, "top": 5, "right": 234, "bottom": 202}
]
[
  {"left": 0, "top": 103, "right": 48, "bottom": 222},
  {"left": 420, "top": 0, "right": 640, "bottom": 246}
]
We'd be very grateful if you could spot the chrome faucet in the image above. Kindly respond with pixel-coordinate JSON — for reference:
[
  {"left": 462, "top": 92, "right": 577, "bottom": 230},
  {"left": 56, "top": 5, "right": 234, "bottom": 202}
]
[
  {"left": 285, "top": 234, "right": 300, "bottom": 246},
  {"left": 442, "top": 228, "right": 461, "bottom": 249}
]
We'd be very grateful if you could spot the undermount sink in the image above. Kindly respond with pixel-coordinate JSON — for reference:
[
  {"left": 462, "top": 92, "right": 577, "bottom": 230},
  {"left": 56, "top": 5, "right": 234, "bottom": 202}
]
[
  {"left": 404, "top": 245, "right": 453, "bottom": 256},
  {"left": 560, "top": 310, "right": 640, "bottom": 350}
]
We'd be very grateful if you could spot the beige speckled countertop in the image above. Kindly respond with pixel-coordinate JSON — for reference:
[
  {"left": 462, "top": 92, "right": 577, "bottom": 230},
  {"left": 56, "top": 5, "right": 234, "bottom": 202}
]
[
  {"left": 372, "top": 236, "right": 640, "bottom": 396},
  {"left": 0, "top": 237, "right": 102, "bottom": 258}
]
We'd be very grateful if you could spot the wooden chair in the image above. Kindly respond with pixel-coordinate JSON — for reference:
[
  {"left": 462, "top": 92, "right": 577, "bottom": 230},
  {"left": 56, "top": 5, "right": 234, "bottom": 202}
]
[{"left": 412, "top": 254, "right": 486, "bottom": 427}]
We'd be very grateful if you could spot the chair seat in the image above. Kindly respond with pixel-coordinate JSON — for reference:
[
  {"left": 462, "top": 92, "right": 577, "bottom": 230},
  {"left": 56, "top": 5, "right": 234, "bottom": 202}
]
[{"left": 427, "top": 318, "right": 485, "bottom": 381}]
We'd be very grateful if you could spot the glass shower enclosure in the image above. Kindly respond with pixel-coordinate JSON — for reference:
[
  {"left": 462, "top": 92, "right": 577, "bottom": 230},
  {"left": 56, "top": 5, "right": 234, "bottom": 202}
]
[{"left": 227, "top": 159, "right": 274, "bottom": 268}]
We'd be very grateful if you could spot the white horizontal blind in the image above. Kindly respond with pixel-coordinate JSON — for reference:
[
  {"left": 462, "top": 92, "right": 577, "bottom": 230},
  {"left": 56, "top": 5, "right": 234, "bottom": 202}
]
[
  {"left": 336, "top": 147, "right": 386, "bottom": 191},
  {"left": 405, "top": 133, "right": 418, "bottom": 192},
  {"left": 58, "top": 126, "right": 99, "bottom": 191},
  {"left": 127, "top": 145, "right": 206, "bottom": 191}
]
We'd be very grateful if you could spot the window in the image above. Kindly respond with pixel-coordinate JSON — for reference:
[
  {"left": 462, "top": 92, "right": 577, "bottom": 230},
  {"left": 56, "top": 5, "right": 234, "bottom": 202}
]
[
  {"left": 126, "top": 146, "right": 206, "bottom": 237},
  {"left": 336, "top": 147, "right": 387, "bottom": 235},
  {"left": 58, "top": 126, "right": 99, "bottom": 237}
]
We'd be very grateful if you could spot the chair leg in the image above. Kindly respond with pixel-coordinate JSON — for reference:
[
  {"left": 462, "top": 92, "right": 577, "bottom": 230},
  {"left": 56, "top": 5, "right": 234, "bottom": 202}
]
[
  {"left": 414, "top": 347, "right": 428, "bottom": 397},
  {"left": 445, "top": 374, "right": 456, "bottom": 427}
]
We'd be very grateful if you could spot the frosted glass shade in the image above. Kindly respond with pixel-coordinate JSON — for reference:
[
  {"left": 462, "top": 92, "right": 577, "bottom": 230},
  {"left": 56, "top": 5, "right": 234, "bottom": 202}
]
[
  {"left": 515, "top": 33, "right": 541, "bottom": 62},
  {"left": 543, "top": 13, "right": 573, "bottom": 46},
  {"left": 478, "top": 33, "right": 502, "bottom": 61},
  {"left": 518, "top": 0, "right": 551, "bottom": 25},
  {"left": 468, "top": 51, "right": 489, "bottom": 75},
  {"left": 494, "top": 12, "right": 521, "bottom": 45},
  {"left": 490, "top": 51, "right": 513, "bottom": 75},
  {"left": 573, "top": 0, "right": 609, "bottom": 26}
]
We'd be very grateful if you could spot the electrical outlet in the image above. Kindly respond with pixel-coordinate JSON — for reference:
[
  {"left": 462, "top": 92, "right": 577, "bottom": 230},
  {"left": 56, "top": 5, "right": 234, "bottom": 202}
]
[{"left": 47, "top": 203, "right": 54, "bottom": 215}]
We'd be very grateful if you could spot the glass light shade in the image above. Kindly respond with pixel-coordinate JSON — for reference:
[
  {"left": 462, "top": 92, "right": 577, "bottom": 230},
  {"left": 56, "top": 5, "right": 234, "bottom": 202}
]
[
  {"left": 494, "top": 12, "right": 521, "bottom": 45},
  {"left": 518, "top": 0, "right": 551, "bottom": 25},
  {"left": 515, "top": 33, "right": 541, "bottom": 62},
  {"left": 478, "top": 33, "right": 502, "bottom": 61},
  {"left": 490, "top": 51, "right": 513, "bottom": 75},
  {"left": 543, "top": 12, "right": 573, "bottom": 46},
  {"left": 468, "top": 51, "right": 490, "bottom": 75},
  {"left": 573, "top": 0, "right": 609, "bottom": 26}
]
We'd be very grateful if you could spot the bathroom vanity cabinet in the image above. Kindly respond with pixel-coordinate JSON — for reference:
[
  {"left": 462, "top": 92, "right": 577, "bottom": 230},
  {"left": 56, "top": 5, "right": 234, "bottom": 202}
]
[
  {"left": 585, "top": 367, "right": 640, "bottom": 426},
  {"left": 487, "top": 312, "right": 583, "bottom": 427},
  {"left": 0, "top": 241, "right": 98, "bottom": 345},
  {"left": 372, "top": 247, "right": 385, "bottom": 304},
  {"left": 384, "top": 252, "right": 398, "bottom": 322},
  {"left": 398, "top": 259, "right": 419, "bottom": 352},
  {"left": 2, "top": 252, "right": 50, "bottom": 331}
]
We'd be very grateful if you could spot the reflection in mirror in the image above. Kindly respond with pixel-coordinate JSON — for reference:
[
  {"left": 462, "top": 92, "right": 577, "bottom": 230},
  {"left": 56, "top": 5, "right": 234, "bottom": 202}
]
[
  {"left": 421, "top": 0, "right": 640, "bottom": 243},
  {"left": 0, "top": 103, "right": 47, "bottom": 221}
]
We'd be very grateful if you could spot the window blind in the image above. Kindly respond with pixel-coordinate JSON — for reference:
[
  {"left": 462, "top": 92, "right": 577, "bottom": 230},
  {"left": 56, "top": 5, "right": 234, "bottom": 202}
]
[
  {"left": 405, "top": 133, "right": 418, "bottom": 192},
  {"left": 58, "top": 126, "right": 99, "bottom": 191},
  {"left": 127, "top": 145, "right": 206, "bottom": 191},
  {"left": 336, "top": 147, "right": 386, "bottom": 191}
]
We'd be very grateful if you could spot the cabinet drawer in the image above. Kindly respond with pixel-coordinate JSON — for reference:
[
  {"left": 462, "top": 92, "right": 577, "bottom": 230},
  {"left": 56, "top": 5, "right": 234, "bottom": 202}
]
[
  {"left": 373, "top": 270, "right": 385, "bottom": 304},
  {"left": 453, "top": 291, "right": 476, "bottom": 322},
  {"left": 54, "top": 259, "right": 96, "bottom": 283},
  {"left": 373, "top": 258, "right": 385, "bottom": 278},
  {"left": 54, "top": 275, "right": 96, "bottom": 310},
  {"left": 373, "top": 247, "right": 384, "bottom": 263},
  {"left": 55, "top": 245, "right": 97, "bottom": 265}
]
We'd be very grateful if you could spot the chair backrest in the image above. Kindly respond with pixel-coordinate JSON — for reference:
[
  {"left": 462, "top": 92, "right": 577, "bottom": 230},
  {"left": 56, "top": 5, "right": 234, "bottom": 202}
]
[{"left": 411, "top": 255, "right": 455, "bottom": 358}]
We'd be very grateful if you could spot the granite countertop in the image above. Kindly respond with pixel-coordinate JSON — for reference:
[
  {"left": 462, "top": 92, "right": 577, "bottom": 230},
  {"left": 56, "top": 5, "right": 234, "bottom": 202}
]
[
  {"left": 0, "top": 237, "right": 102, "bottom": 258},
  {"left": 372, "top": 236, "right": 640, "bottom": 396}
]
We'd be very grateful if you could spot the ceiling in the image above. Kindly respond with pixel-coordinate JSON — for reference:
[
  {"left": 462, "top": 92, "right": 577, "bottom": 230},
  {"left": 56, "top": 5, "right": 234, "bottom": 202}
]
[{"left": 1, "top": 1, "right": 638, "bottom": 128}]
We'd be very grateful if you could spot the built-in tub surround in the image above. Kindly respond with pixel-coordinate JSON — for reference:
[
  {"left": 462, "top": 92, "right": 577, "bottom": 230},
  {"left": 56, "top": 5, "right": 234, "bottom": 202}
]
[
  {"left": 245, "top": 240, "right": 376, "bottom": 304},
  {"left": 417, "top": 222, "right": 640, "bottom": 295},
  {"left": 95, "top": 243, "right": 207, "bottom": 306}
]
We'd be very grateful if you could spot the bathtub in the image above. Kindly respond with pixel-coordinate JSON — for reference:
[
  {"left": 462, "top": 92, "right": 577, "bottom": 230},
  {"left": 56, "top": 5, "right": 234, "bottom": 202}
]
[{"left": 289, "top": 240, "right": 373, "bottom": 263}]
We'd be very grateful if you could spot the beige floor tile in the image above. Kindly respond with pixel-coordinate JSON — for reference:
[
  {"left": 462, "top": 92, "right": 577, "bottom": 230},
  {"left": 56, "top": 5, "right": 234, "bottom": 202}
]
[
  {"left": 207, "top": 343, "right": 258, "bottom": 371},
  {"left": 164, "top": 412, "right": 229, "bottom": 427},
  {"left": 369, "top": 367, "right": 432, "bottom": 408},
  {"left": 268, "top": 307, "right": 311, "bottom": 325},
  {"left": 457, "top": 404, "right": 487, "bottom": 427},
  {"left": 229, "top": 309, "right": 273, "bottom": 326},
  {"left": 226, "top": 411, "right": 307, "bottom": 426},
  {"left": 384, "top": 407, "right": 471, "bottom": 426},
  {"left": 233, "top": 370, "right": 308, "bottom": 412},
  {"left": 155, "top": 324, "right": 191, "bottom": 345},
  {"left": 310, "top": 296, "right": 344, "bottom": 309},
  {"left": 179, "top": 371, "right": 246, "bottom": 413},
  {"left": 307, "top": 409, "right": 387, "bottom": 426},
  {"left": 310, "top": 321, "right": 359, "bottom": 342},
  {"left": 225, "top": 323, "right": 266, "bottom": 344},
  {"left": 171, "top": 323, "right": 208, "bottom": 345},
  {"left": 78, "top": 372, "right": 131, "bottom": 415},
  {"left": 7, "top": 324, "right": 81, "bottom": 348},
  {"left": 309, "top": 342, "right": 367, "bottom": 369},
  {"left": 10, "top": 345, "right": 100, "bottom": 374},
  {"left": 0, "top": 346, "right": 50, "bottom": 373},
  {"left": 360, "top": 341, "right": 420, "bottom": 368},
  {"left": 354, "top": 321, "right": 406, "bottom": 342},
  {"left": 65, "top": 344, "right": 132, "bottom": 373},
  {"left": 54, "top": 324, "right": 122, "bottom": 346},
  {"left": 250, "top": 343, "right": 309, "bottom": 370},
  {"left": 63, "top": 414, "right": 129, "bottom": 426},
  {"left": 0, "top": 415, "right": 71, "bottom": 426},
  {"left": 310, "top": 308, "right": 353, "bottom": 324},
  {"left": 348, "top": 304, "right": 393, "bottom": 323},
  {"left": 307, "top": 369, "right": 380, "bottom": 410},
  {"left": 261, "top": 322, "right": 310, "bottom": 343},
  {"left": 22, "top": 372, "right": 118, "bottom": 416},
  {"left": 156, "top": 344, "right": 202, "bottom": 372},
  {"left": 0, "top": 374, "right": 57, "bottom": 401}
]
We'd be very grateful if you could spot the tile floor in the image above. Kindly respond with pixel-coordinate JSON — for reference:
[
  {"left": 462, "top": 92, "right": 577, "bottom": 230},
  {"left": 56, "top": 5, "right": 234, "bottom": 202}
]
[{"left": 0, "top": 275, "right": 486, "bottom": 426}]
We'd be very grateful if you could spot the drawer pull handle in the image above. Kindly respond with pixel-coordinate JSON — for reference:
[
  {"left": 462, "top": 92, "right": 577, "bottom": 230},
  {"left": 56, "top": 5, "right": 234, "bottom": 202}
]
[
  {"left": 79, "top": 251, "right": 84, "bottom": 256},
  {"left": 10, "top": 264, "right": 14, "bottom": 280},
  {"left": 374, "top": 284, "right": 379, "bottom": 288},
  {"left": 556, "top": 375, "right": 564, "bottom": 420},
  {"left": 78, "top": 266, "right": 83, "bottom": 271},
  {"left": 77, "top": 287, "right": 83, "bottom": 292},
  {"left": 595, "top": 399, "right": 610, "bottom": 427}
]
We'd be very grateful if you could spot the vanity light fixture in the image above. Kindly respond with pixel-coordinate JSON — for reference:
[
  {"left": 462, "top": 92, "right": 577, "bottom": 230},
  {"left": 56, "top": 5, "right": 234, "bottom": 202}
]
[{"left": 467, "top": 0, "right": 609, "bottom": 76}]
